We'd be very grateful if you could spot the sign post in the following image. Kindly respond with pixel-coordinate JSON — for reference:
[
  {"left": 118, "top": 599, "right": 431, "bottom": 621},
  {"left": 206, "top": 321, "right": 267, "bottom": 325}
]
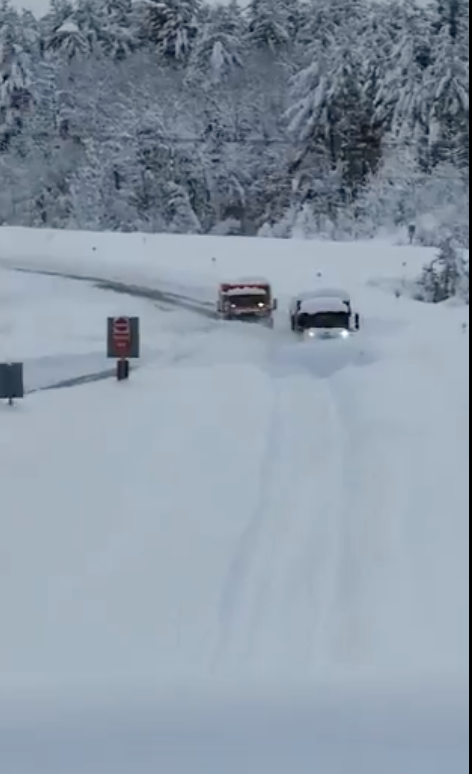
[
  {"left": 107, "top": 317, "right": 140, "bottom": 381},
  {"left": 0, "top": 363, "right": 24, "bottom": 406}
]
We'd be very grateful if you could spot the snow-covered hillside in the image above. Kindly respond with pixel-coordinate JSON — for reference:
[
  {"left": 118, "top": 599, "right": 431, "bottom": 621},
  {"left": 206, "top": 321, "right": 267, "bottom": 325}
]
[{"left": 0, "top": 227, "right": 469, "bottom": 773}]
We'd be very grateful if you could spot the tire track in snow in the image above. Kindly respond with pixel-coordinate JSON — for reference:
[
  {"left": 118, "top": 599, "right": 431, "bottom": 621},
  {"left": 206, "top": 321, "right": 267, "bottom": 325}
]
[
  {"left": 316, "top": 361, "right": 441, "bottom": 674},
  {"left": 13, "top": 267, "right": 216, "bottom": 319},
  {"left": 213, "top": 370, "right": 349, "bottom": 677},
  {"left": 309, "top": 382, "right": 378, "bottom": 672},
  {"left": 212, "top": 376, "right": 283, "bottom": 671}
]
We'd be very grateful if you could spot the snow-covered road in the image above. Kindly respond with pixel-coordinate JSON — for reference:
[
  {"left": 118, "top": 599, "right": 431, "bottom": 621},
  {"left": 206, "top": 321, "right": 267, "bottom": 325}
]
[{"left": 0, "top": 228, "right": 469, "bottom": 772}]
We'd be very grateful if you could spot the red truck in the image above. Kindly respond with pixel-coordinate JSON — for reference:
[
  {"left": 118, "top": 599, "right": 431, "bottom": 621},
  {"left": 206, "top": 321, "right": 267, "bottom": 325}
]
[{"left": 217, "top": 278, "right": 277, "bottom": 327}]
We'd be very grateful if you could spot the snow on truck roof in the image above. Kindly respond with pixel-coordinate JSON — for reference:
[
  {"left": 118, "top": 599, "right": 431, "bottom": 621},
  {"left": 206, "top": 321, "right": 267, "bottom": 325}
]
[
  {"left": 292, "top": 288, "right": 351, "bottom": 303},
  {"left": 310, "top": 287, "right": 351, "bottom": 302},
  {"left": 299, "top": 297, "right": 350, "bottom": 315},
  {"left": 220, "top": 278, "right": 271, "bottom": 296},
  {"left": 290, "top": 289, "right": 351, "bottom": 313},
  {"left": 224, "top": 286, "right": 268, "bottom": 297},
  {"left": 220, "top": 277, "right": 270, "bottom": 287}
]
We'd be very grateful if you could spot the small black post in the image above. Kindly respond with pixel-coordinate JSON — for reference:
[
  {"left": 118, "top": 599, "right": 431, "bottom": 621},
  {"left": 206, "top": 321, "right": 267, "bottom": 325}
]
[{"left": 116, "top": 359, "right": 130, "bottom": 381}]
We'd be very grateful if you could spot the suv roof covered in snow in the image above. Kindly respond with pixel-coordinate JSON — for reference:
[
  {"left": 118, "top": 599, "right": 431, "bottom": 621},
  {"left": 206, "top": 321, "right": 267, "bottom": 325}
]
[
  {"left": 298, "top": 297, "right": 350, "bottom": 315},
  {"left": 309, "top": 287, "right": 351, "bottom": 303}
]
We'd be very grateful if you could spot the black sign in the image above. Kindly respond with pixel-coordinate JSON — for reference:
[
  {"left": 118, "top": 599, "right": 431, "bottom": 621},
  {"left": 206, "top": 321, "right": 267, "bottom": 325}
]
[{"left": 0, "top": 363, "right": 24, "bottom": 403}]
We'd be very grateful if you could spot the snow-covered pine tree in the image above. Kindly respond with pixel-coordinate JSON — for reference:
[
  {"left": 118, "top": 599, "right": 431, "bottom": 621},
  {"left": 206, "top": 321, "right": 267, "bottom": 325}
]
[
  {"left": 0, "top": 12, "right": 33, "bottom": 150},
  {"left": 68, "top": 155, "right": 104, "bottom": 230},
  {"left": 287, "top": 17, "right": 378, "bottom": 203},
  {"left": 75, "top": 0, "right": 135, "bottom": 59},
  {"left": 104, "top": 0, "right": 134, "bottom": 26},
  {"left": 355, "top": 143, "right": 423, "bottom": 235},
  {"left": 432, "top": 0, "right": 469, "bottom": 41},
  {"left": 362, "top": 1, "right": 401, "bottom": 117},
  {"left": 374, "top": 0, "right": 435, "bottom": 170},
  {"left": 10, "top": 5, "right": 41, "bottom": 57},
  {"left": 47, "top": 0, "right": 135, "bottom": 60},
  {"left": 268, "top": 0, "right": 303, "bottom": 50},
  {"left": 186, "top": 2, "right": 244, "bottom": 90},
  {"left": 102, "top": 0, "right": 136, "bottom": 59},
  {"left": 68, "top": 0, "right": 104, "bottom": 54},
  {"left": 165, "top": 181, "right": 202, "bottom": 232},
  {"left": 46, "top": 0, "right": 75, "bottom": 19},
  {"left": 295, "top": 0, "right": 367, "bottom": 53},
  {"left": 246, "top": 0, "right": 290, "bottom": 55},
  {"left": 138, "top": 0, "right": 201, "bottom": 62},
  {"left": 418, "top": 237, "right": 469, "bottom": 303},
  {"left": 324, "top": 37, "right": 381, "bottom": 195},
  {"left": 322, "top": 0, "right": 368, "bottom": 34},
  {"left": 426, "top": 1, "right": 469, "bottom": 169},
  {"left": 47, "top": 20, "right": 89, "bottom": 60},
  {"left": 186, "top": 3, "right": 243, "bottom": 86}
]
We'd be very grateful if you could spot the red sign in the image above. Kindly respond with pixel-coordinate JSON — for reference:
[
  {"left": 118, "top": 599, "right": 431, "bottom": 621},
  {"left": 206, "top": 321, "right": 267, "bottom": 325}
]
[{"left": 112, "top": 317, "right": 132, "bottom": 357}]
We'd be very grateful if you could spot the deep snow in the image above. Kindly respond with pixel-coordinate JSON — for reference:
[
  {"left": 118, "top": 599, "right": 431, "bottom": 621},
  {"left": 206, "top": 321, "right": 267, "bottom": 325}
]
[
  {"left": 1, "top": 685, "right": 469, "bottom": 774},
  {"left": 0, "top": 227, "right": 469, "bottom": 772}
]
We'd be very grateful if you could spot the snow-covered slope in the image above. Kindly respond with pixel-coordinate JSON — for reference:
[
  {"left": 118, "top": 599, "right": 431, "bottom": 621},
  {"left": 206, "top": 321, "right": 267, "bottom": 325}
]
[
  {"left": 0, "top": 225, "right": 436, "bottom": 294},
  {"left": 0, "top": 227, "right": 469, "bottom": 772}
]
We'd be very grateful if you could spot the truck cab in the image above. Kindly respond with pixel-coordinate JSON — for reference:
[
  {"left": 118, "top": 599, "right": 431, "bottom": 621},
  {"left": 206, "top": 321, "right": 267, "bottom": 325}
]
[
  {"left": 290, "top": 288, "right": 359, "bottom": 332},
  {"left": 294, "top": 297, "right": 357, "bottom": 339},
  {"left": 218, "top": 278, "right": 277, "bottom": 326}
]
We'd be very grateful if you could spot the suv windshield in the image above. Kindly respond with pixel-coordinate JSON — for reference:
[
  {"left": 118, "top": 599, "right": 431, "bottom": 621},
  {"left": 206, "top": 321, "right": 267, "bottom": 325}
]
[{"left": 298, "top": 311, "right": 350, "bottom": 329}]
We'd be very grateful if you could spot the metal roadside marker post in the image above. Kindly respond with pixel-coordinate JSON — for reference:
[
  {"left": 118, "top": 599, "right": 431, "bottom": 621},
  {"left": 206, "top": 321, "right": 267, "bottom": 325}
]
[
  {"left": 107, "top": 317, "right": 140, "bottom": 381},
  {"left": 0, "top": 363, "right": 24, "bottom": 406}
]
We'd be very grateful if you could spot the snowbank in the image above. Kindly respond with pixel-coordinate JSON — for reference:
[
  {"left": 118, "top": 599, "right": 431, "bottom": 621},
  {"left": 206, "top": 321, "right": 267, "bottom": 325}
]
[{"left": 0, "top": 226, "right": 435, "bottom": 300}]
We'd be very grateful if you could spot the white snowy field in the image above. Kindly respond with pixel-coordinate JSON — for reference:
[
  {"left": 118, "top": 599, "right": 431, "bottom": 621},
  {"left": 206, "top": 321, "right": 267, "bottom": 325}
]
[
  {"left": 0, "top": 266, "right": 213, "bottom": 391},
  {"left": 0, "top": 227, "right": 469, "bottom": 772},
  {"left": 0, "top": 224, "right": 444, "bottom": 301}
]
